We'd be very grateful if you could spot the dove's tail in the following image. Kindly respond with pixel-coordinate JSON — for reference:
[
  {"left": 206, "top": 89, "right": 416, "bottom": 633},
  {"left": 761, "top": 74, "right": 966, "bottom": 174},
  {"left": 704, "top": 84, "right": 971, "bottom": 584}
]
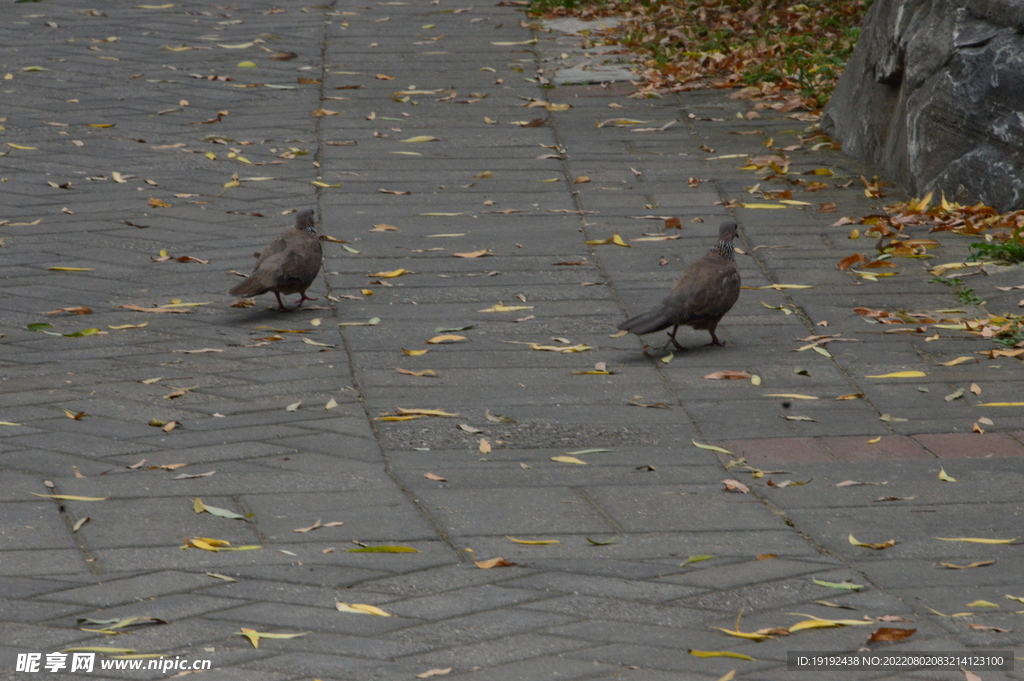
[
  {"left": 229, "top": 277, "right": 272, "bottom": 297},
  {"left": 618, "top": 306, "right": 673, "bottom": 335}
]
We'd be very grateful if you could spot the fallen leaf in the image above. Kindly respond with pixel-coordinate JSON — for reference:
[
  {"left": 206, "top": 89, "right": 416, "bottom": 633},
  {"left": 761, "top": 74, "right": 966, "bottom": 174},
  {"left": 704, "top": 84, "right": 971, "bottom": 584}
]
[
  {"left": 936, "top": 537, "right": 1019, "bottom": 544},
  {"left": 812, "top": 579, "right": 864, "bottom": 591},
  {"left": 346, "top": 545, "right": 420, "bottom": 553},
  {"left": 867, "top": 627, "right": 916, "bottom": 643},
  {"left": 789, "top": 615, "right": 872, "bottom": 631},
  {"left": 703, "top": 371, "right": 753, "bottom": 380},
  {"left": 867, "top": 371, "right": 927, "bottom": 378},
  {"left": 236, "top": 628, "right": 308, "bottom": 649},
  {"left": 722, "top": 479, "right": 750, "bottom": 494},
  {"left": 941, "top": 561, "right": 995, "bottom": 569},
  {"left": 192, "top": 497, "right": 245, "bottom": 519},
  {"left": 550, "top": 456, "right": 589, "bottom": 465},
  {"left": 335, "top": 602, "right": 392, "bottom": 616},
  {"left": 424, "top": 473, "right": 446, "bottom": 482},
  {"left": 710, "top": 627, "right": 776, "bottom": 641},
  {"left": 474, "top": 557, "right": 516, "bottom": 569},
  {"left": 938, "top": 467, "right": 957, "bottom": 482},
  {"left": 965, "top": 624, "right": 1009, "bottom": 632},
  {"left": 415, "top": 668, "right": 453, "bottom": 679},
  {"left": 688, "top": 650, "right": 754, "bottom": 661},
  {"left": 848, "top": 533, "right": 898, "bottom": 550},
  {"left": 426, "top": 335, "right": 467, "bottom": 344},
  {"left": 681, "top": 554, "right": 714, "bottom": 565},
  {"left": 401, "top": 136, "right": 439, "bottom": 143},
  {"left": 479, "top": 439, "right": 491, "bottom": 454},
  {"left": 939, "top": 356, "right": 976, "bottom": 366},
  {"left": 454, "top": 249, "right": 492, "bottom": 258},
  {"left": 506, "top": 536, "right": 559, "bottom": 545},
  {"left": 396, "top": 368, "right": 438, "bottom": 377},
  {"left": 31, "top": 494, "right": 107, "bottom": 501},
  {"left": 693, "top": 440, "right": 731, "bottom": 454}
]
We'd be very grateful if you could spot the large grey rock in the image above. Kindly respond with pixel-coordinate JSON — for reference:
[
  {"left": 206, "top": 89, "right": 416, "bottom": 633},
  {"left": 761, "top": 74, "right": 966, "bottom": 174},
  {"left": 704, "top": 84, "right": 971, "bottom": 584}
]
[{"left": 822, "top": 0, "right": 1024, "bottom": 210}]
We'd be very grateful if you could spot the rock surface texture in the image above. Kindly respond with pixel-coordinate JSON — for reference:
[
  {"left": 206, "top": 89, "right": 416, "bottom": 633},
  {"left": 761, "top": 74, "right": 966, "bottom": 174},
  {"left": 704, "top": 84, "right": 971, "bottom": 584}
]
[{"left": 823, "top": 0, "right": 1024, "bottom": 210}]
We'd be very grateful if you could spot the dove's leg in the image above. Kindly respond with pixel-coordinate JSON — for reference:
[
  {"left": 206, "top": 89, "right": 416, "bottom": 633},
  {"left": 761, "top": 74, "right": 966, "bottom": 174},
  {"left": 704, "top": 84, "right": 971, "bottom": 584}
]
[
  {"left": 295, "top": 292, "right": 318, "bottom": 308},
  {"left": 705, "top": 321, "right": 726, "bottom": 347},
  {"left": 273, "top": 292, "right": 289, "bottom": 312},
  {"left": 666, "top": 324, "right": 685, "bottom": 350}
]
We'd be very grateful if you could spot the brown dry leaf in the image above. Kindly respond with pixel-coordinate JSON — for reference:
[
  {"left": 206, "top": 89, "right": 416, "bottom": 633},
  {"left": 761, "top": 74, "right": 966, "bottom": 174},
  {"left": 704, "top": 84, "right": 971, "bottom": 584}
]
[
  {"left": 63, "top": 410, "right": 86, "bottom": 420},
  {"left": 867, "top": 627, "right": 916, "bottom": 643},
  {"left": 965, "top": 623, "right": 1009, "bottom": 632},
  {"left": 837, "top": 253, "right": 867, "bottom": 270},
  {"left": 371, "top": 224, "right": 400, "bottom": 232},
  {"left": 44, "top": 306, "right": 92, "bottom": 316},
  {"left": 941, "top": 560, "right": 995, "bottom": 569},
  {"left": 415, "top": 669, "right": 453, "bottom": 679},
  {"left": 479, "top": 438, "right": 491, "bottom": 454},
  {"left": 474, "top": 557, "right": 516, "bottom": 569},
  {"left": 703, "top": 371, "right": 753, "bottom": 380},
  {"left": 293, "top": 519, "right": 322, "bottom": 533},
  {"left": 756, "top": 553, "right": 777, "bottom": 560},
  {"left": 969, "top": 383, "right": 982, "bottom": 395},
  {"left": 403, "top": 348, "right": 429, "bottom": 356},
  {"left": 722, "top": 479, "right": 750, "bottom": 494},
  {"left": 396, "top": 368, "right": 438, "bottom": 377},
  {"left": 161, "top": 421, "right": 179, "bottom": 433},
  {"left": 573, "top": 176, "right": 590, "bottom": 184},
  {"left": 424, "top": 473, "right": 446, "bottom": 482},
  {"left": 148, "top": 197, "right": 172, "bottom": 208}
]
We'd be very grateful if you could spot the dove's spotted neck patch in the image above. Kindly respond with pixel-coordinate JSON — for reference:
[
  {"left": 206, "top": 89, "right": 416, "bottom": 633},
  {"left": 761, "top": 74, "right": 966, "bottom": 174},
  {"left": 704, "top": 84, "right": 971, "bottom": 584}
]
[{"left": 712, "top": 221, "right": 738, "bottom": 260}]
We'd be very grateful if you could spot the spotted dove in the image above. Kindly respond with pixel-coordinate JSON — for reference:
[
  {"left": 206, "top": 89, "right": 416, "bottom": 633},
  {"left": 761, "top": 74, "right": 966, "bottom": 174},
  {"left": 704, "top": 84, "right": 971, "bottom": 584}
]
[
  {"left": 618, "top": 220, "right": 740, "bottom": 349},
  {"left": 229, "top": 209, "right": 322, "bottom": 311}
]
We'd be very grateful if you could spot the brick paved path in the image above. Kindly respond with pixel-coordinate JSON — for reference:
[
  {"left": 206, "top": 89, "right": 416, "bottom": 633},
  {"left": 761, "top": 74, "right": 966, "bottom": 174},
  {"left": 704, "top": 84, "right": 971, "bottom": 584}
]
[{"left": 1, "top": 2, "right": 1022, "bottom": 679}]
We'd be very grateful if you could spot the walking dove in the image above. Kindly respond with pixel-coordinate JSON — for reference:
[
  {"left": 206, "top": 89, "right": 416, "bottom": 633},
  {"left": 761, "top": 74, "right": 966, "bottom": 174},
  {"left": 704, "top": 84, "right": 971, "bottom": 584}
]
[
  {"left": 229, "top": 209, "right": 322, "bottom": 311},
  {"left": 618, "top": 220, "right": 740, "bottom": 349}
]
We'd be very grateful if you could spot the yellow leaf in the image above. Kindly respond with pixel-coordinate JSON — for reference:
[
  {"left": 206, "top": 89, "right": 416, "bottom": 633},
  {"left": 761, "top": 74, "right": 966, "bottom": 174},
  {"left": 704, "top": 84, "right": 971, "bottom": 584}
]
[
  {"left": 401, "top": 136, "right": 440, "bottom": 143},
  {"left": 938, "top": 467, "right": 957, "bottom": 482},
  {"left": 311, "top": 181, "right": 343, "bottom": 188},
  {"left": 87, "top": 123, "right": 115, "bottom": 128},
  {"left": 368, "top": 268, "right": 407, "bottom": 278},
  {"left": 402, "top": 349, "right": 429, "bottom": 356},
  {"left": 866, "top": 371, "right": 927, "bottom": 378},
  {"left": 453, "top": 249, "right": 492, "bottom": 258},
  {"left": 148, "top": 197, "right": 171, "bottom": 208},
  {"left": 740, "top": 203, "right": 788, "bottom": 209},
  {"left": 966, "top": 600, "right": 999, "bottom": 608},
  {"left": 426, "top": 335, "right": 467, "bottom": 344},
  {"left": 7, "top": 143, "right": 38, "bottom": 150},
  {"left": 976, "top": 402, "right": 1024, "bottom": 407},
  {"left": 335, "top": 602, "right": 392, "bottom": 616},
  {"left": 138, "top": 3, "right": 175, "bottom": 7},
  {"left": 236, "top": 61, "right": 257, "bottom": 68},
  {"left": 47, "top": 267, "right": 93, "bottom": 271},
  {"left": 550, "top": 456, "right": 589, "bottom": 465},
  {"left": 936, "top": 537, "right": 1018, "bottom": 544},
  {"left": 716, "top": 671, "right": 737, "bottom": 681},
  {"left": 692, "top": 440, "right": 732, "bottom": 454},
  {"left": 709, "top": 627, "right": 775, "bottom": 641},
  {"left": 788, "top": 616, "right": 872, "bottom": 632},
  {"left": 506, "top": 536, "right": 560, "bottom": 545},
  {"left": 763, "top": 393, "right": 818, "bottom": 400},
  {"left": 236, "top": 628, "right": 308, "bottom": 649},
  {"left": 938, "top": 357, "right": 975, "bottom": 366},
  {"left": 375, "top": 415, "right": 424, "bottom": 421},
  {"left": 478, "top": 304, "right": 533, "bottom": 313},
  {"left": 31, "top": 493, "right": 108, "bottom": 501},
  {"left": 612, "top": 233, "right": 630, "bottom": 247},
  {"left": 867, "top": 436, "right": 881, "bottom": 444},
  {"left": 585, "top": 232, "right": 630, "bottom": 247},
  {"left": 848, "top": 533, "right": 898, "bottom": 550},
  {"left": 778, "top": 199, "right": 812, "bottom": 206},
  {"left": 754, "top": 284, "right": 813, "bottom": 290},
  {"left": 688, "top": 650, "right": 755, "bottom": 661},
  {"left": 396, "top": 408, "right": 459, "bottom": 417}
]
